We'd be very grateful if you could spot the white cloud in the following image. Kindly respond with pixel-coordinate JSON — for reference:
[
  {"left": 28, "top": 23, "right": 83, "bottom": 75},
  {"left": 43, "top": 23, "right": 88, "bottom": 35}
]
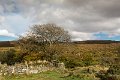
[
  {"left": 0, "top": 29, "right": 17, "bottom": 37},
  {"left": 70, "top": 31, "right": 96, "bottom": 41},
  {"left": 0, "top": 15, "right": 5, "bottom": 23}
]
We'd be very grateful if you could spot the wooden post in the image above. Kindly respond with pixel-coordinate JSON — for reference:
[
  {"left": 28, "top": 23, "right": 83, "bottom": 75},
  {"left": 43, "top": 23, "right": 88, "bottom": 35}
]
[
  {"left": 25, "top": 61, "right": 29, "bottom": 75},
  {"left": 12, "top": 66, "right": 15, "bottom": 75}
]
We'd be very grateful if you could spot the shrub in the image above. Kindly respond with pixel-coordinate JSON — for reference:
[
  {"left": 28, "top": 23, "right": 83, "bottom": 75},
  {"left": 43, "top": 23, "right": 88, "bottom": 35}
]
[
  {"left": 0, "top": 49, "right": 17, "bottom": 65},
  {"left": 96, "top": 64, "right": 120, "bottom": 80},
  {"left": 64, "top": 59, "right": 81, "bottom": 68},
  {"left": 107, "top": 64, "right": 120, "bottom": 75}
]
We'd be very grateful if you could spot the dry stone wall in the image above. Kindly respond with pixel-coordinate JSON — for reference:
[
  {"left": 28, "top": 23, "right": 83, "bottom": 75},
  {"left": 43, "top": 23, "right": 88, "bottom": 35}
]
[{"left": 0, "top": 60, "right": 65, "bottom": 75}]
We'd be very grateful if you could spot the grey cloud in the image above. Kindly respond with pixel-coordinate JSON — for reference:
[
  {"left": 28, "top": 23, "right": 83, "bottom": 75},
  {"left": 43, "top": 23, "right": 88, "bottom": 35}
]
[
  {"left": 64, "top": 0, "right": 91, "bottom": 7},
  {"left": 63, "top": 0, "right": 120, "bottom": 18},
  {"left": 14, "top": 0, "right": 120, "bottom": 34},
  {"left": 0, "top": 0, "right": 19, "bottom": 14},
  {"left": 0, "top": 0, "right": 120, "bottom": 40},
  {"left": 91, "top": 0, "right": 120, "bottom": 18}
]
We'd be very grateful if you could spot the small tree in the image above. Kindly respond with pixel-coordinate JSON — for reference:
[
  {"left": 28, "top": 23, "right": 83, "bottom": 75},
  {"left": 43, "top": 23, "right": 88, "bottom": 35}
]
[
  {"left": 30, "top": 23, "right": 70, "bottom": 44},
  {"left": 18, "top": 23, "right": 71, "bottom": 61}
]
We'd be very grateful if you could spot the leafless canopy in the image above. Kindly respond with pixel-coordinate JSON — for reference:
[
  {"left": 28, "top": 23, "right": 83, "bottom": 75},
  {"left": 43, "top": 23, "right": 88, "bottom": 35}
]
[{"left": 28, "top": 23, "right": 71, "bottom": 45}]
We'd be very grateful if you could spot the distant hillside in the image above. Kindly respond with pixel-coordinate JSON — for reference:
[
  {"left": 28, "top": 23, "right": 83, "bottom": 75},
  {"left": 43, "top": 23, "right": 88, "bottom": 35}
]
[
  {"left": 73, "top": 40, "right": 120, "bottom": 44},
  {"left": 0, "top": 40, "right": 120, "bottom": 47},
  {"left": 0, "top": 41, "right": 15, "bottom": 47}
]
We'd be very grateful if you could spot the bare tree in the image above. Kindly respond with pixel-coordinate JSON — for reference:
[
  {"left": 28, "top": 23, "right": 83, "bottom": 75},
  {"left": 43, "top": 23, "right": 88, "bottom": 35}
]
[
  {"left": 18, "top": 23, "right": 71, "bottom": 61},
  {"left": 29, "top": 23, "right": 70, "bottom": 46}
]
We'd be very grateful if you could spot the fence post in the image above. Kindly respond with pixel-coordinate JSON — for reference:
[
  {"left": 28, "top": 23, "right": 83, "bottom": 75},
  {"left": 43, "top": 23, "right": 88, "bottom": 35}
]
[{"left": 25, "top": 61, "right": 29, "bottom": 75}]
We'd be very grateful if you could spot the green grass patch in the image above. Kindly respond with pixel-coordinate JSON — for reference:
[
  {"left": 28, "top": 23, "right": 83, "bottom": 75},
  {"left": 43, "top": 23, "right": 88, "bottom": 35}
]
[{"left": 3, "top": 70, "right": 96, "bottom": 80}]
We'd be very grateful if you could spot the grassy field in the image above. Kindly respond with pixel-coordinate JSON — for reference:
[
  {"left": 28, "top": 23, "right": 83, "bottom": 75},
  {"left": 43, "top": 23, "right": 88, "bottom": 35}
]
[
  {"left": 2, "top": 71, "right": 81, "bottom": 80},
  {"left": 0, "top": 43, "right": 120, "bottom": 80},
  {"left": 1, "top": 70, "right": 96, "bottom": 80},
  {"left": 0, "top": 47, "right": 15, "bottom": 52}
]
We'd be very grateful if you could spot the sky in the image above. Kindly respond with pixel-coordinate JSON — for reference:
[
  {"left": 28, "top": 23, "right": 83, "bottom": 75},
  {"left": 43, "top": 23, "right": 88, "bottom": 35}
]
[{"left": 0, "top": 0, "right": 120, "bottom": 41}]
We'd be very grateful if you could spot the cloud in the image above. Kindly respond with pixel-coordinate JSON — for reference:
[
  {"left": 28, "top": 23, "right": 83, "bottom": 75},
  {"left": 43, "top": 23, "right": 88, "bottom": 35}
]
[
  {"left": 0, "top": 0, "right": 120, "bottom": 40},
  {"left": 0, "top": 29, "right": 17, "bottom": 37},
  {"left": 0, "top": 15, "right": 5, "bottom": 23},
  {"left": 70, "top": 31, "right": 96, "bottom": 41},
  {"left": 0, "top": 0, "right": 19, "bottom": 14}
]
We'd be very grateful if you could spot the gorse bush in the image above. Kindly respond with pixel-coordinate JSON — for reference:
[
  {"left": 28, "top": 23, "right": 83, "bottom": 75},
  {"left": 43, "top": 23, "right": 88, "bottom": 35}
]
[
  {"left": 0, "top": 49, "right": 21, "bottom": 65},
  {"left": 108, "top": 64, "right": 120, "bottom": 75},
  {"left": 96, "top": 61, "right": 120, "bottom": 80}
]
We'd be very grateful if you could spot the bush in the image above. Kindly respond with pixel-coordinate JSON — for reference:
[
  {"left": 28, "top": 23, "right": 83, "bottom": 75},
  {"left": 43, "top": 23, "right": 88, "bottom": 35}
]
[
  {"left": 96, "top": 64, "right": 120, "bottom": 80},
  {"left": 96, "top": 73, "right": 120, "bottom": 80},
  {"left": 0, "top": 49, "right": 17, "bottom": 65},
  {"left": 64, "top": 59, "right": 81, "bottom": 68},
  {"left": 108, "top": 64, "right": 120, "bottom": 75}
]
